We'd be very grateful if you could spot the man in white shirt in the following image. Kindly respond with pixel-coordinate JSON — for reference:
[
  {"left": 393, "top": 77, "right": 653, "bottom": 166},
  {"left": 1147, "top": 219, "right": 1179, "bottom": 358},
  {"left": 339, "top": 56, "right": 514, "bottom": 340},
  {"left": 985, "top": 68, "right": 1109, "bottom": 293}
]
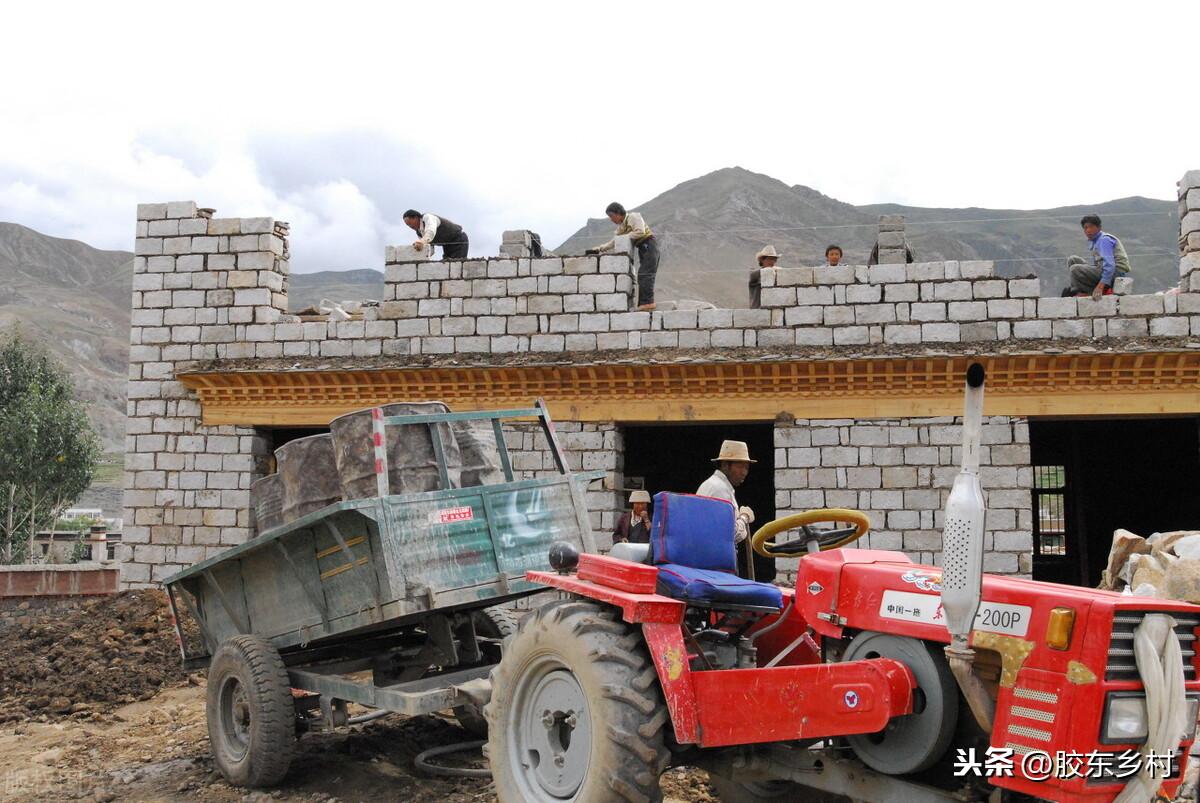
[
  {"left": 403, "top": 209, "right": 470, "bottom": 260},
  {"left": 697, "top": 440, "right": 772, "bottom": 581}
]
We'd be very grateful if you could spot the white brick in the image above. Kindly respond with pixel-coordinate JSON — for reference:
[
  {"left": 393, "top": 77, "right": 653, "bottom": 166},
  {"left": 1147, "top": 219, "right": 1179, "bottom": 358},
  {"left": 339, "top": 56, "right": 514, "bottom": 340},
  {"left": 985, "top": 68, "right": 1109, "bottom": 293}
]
[
  {"left": 933, "top": 282, "right": 973, "bottom": 301},
  {"left": 1117, "top": 295, "right": 1164, "bottom": 316},
  {"left": 1007, "top": 278, "right": 1041, "bottom": 297},
  {"left": 921, "top": 322, "right": 960, "bottom": 342},
  {"left": 986, "top": 299, "right": 1024, "bottom": 319},
  {"left": 1037, "top": 297, "right": 1077, "bottom": 318},
  {"left": 166, "top": 200, "right": 197, "bottom": 219}
]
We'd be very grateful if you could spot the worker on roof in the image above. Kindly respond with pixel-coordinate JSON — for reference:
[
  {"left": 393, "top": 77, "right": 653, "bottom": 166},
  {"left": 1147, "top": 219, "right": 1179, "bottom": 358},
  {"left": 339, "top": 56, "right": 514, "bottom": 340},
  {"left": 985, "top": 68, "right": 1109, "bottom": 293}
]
[
  {"left": 697, "top": 441, "right": 773, "bottom": 582},
  {"left": 823, "top": 244, "right": 844, "bottom": 267},
  {"left": 612, "top": 490, "right": 653, "bottom": 546},
  {"left": 1063, "top": 214, "right": 1131, "bottom": 299},
  {"left": 585, "top": 202, "right": 659, "bottom": 311},
  {"left": 748, "top": 245, "right": 780, "bottom": 308},
  {"left": 403, "top": 209, "right": 469, "bottom": 260}
]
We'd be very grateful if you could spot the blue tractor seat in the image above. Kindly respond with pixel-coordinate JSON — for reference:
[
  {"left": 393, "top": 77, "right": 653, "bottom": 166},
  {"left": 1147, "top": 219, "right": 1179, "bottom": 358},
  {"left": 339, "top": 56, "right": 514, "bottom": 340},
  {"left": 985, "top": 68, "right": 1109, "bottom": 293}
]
[{"left": 649, "top": 492, "right": 783, "bottom": 610}]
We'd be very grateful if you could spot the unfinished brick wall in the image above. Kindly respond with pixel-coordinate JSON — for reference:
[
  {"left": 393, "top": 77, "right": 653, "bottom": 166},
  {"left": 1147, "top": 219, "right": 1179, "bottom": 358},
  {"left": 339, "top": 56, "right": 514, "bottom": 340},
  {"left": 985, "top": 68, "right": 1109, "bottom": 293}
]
[
  {"left": 772, "top": 416, "right": 1033, "bottom": 581},
  {"left": 122, "top": 202, "right": 288, "bottom": 586}
]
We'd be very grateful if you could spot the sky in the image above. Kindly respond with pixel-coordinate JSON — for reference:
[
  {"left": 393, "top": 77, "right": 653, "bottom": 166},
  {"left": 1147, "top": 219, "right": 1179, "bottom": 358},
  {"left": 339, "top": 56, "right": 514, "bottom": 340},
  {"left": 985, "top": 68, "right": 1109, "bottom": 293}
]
[{"left": 1, "top": 1, "right": 1197, "bottom": 272}]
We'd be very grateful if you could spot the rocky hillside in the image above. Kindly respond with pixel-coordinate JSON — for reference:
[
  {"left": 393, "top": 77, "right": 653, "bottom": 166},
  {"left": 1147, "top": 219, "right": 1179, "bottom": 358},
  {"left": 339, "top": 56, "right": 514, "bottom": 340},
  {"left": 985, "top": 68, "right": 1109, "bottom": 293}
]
[
  {"left": 556, "top": 167, "right": 1180, "bottom": 306},
  {"left": 0, "top": 169, "right": 1181, "bottom": 452}
]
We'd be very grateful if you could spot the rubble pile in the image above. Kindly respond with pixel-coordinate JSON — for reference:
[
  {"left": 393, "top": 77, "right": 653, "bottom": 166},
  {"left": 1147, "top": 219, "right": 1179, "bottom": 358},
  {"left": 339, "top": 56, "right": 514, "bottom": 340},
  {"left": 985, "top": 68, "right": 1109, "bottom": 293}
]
[
  {"left": 1100, "top": 528, "right": 1200, "bottom": 600},
  {"left": 0, "top": 590, "right": 186, "bottom": 721}
]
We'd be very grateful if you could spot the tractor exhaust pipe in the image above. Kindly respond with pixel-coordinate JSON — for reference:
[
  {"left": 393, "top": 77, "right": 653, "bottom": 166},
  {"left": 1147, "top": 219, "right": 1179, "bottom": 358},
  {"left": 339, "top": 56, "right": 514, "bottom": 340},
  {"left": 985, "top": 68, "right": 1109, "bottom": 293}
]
[{"left": 941, "top": 363, "right": 994, "bottom": 733}]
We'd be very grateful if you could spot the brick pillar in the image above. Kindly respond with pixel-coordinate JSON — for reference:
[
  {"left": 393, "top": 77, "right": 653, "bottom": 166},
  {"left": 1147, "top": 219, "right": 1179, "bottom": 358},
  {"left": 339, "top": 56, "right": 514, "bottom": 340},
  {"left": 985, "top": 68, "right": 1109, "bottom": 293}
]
[
  {"left": 1179, "top": 170, "right": 1200, "bottom": 292},
  {"left": 875, "top": 215, "right": 908, "bottom": 265},
  {"left": 121, "top": 201, "right": 287, "bottom": 587}
]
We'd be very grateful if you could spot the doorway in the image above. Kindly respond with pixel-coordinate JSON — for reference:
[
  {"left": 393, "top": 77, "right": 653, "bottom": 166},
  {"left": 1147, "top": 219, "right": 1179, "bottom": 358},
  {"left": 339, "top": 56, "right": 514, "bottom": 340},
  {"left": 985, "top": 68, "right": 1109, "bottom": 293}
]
[
  {"left": 1029, "top": 417, "right": 1200, "bottom": 587},
  {"left": 622, "top": 422, "right": 776, "bottom": 581}
]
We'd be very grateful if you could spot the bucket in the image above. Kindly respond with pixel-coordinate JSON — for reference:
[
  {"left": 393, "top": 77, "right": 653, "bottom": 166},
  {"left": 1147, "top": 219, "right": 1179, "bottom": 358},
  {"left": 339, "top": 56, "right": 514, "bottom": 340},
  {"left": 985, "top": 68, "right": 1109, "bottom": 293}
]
[
  {"left": 250, "top": 474, "right": 285, "bottom": 534},
  {"left": 276, "top": 433, "right": 342, "bottom": 522},
  {"left": 330, "top": 402, "right": 462, "bottom": 499}
]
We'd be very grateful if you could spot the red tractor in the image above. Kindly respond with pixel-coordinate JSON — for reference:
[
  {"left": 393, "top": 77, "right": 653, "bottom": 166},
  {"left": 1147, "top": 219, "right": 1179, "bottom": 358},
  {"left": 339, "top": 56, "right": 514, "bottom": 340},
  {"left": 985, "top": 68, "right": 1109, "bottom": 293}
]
[{"left": 484, "top": 365, "right": 1200, "bottom": 802}]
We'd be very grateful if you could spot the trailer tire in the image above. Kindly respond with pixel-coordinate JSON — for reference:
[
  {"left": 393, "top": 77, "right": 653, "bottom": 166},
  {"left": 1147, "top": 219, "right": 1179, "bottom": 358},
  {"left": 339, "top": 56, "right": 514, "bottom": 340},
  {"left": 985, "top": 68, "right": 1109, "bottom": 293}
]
[
  {"left": 842, "top": 632, "right": 958, "bottom": 775},
  {"left": 206, "top": 635, "right": 295, "bottom": 788},
  {"left": 454, "top": 607, "right": 522, "bottom": 736},
  {"left": 485, "top": 599, "right": 670, "bottom": 802}
]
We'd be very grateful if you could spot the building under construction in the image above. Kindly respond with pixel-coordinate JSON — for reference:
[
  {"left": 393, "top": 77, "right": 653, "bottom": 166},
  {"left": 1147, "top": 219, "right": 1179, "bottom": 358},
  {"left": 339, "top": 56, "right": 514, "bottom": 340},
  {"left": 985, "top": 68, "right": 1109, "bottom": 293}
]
[{"left": 120, "top": 171, "right": 1200, "bottom": 590}]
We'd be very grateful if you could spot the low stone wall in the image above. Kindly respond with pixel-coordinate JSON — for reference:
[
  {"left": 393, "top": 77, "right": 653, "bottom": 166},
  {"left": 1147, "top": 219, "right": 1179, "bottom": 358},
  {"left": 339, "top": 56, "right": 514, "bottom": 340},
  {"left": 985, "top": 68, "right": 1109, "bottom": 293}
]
[{"left": 0, "top": 565, "right": 120, "bottom": 599}]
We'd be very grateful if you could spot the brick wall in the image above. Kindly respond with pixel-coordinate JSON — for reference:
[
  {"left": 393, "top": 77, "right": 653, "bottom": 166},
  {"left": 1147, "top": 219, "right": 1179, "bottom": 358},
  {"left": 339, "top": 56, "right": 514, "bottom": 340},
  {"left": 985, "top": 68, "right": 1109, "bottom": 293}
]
[{"left": 772, "top": 416, "right": 1033, "bottom": 581}]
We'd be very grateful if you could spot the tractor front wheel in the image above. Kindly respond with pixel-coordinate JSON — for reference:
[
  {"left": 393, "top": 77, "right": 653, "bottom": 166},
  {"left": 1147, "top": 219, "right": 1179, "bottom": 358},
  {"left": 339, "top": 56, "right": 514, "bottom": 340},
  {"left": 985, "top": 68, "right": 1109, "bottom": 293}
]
[{"left": 485, "top": 599, "right": 670, "bottom": 802}]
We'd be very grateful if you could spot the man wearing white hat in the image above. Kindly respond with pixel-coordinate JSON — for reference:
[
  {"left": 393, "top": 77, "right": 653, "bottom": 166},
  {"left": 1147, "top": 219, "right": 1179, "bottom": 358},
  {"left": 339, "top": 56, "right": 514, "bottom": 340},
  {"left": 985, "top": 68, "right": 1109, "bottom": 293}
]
[
  {"left": 748, "top": 245, "right": 780, "bottom": 309},
  {"left": 612, "top": 489, "right": 653, "bottom": 546},
  {"left": 696, "top": 440, "right": 772, "bottom": 581}
]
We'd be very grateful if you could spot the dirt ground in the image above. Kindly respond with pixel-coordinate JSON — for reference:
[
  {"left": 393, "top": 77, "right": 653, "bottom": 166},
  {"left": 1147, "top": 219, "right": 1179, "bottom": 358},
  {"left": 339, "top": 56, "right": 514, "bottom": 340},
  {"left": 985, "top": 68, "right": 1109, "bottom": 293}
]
[
  {"left": 0, "top": 681, "right": 718, "bottom": 803},
  {"left": 0, "top": 591, "right": 717, "bottom": 802}
]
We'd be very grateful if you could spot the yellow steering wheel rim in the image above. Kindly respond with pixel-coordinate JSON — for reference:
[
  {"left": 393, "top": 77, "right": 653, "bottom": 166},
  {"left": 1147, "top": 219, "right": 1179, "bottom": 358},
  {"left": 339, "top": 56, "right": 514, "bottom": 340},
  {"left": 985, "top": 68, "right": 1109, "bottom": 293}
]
[{"left": 751, "top": 508, "right": 872, "bottom": 558}]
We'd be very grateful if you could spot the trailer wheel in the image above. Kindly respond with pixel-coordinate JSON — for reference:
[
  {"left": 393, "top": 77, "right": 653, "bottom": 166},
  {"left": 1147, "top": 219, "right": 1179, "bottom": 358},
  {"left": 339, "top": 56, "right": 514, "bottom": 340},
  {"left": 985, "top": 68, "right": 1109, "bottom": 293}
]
[
  {"left": 842, "top": 632, "right": 958, "bottom": 775},
  {"left": 485, "top": 599, "right": 670, "bottom": 802},
  {"left": 206, "top": 635, "right": 295, "bottom": 787},
  {"left": 454, "top": 607, "right": 522, "bottom": 736}
]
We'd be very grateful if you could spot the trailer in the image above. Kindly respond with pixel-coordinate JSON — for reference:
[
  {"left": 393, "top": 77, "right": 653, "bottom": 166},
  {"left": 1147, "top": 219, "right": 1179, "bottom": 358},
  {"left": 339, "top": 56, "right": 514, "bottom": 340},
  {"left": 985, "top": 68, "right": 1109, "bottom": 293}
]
[{"left": 162, "top": 400, "right": 600, "bottom": 786}]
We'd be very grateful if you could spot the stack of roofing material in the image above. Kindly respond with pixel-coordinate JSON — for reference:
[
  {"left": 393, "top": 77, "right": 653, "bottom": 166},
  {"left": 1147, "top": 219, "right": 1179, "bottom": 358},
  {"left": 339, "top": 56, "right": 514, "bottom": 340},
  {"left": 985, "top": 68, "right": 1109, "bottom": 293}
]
[
  {"left": 276, "top": 433, "right": 342, "bottom": 522},
  {"left": 330, "top": 401, "right": 463, "bottom": 500}
]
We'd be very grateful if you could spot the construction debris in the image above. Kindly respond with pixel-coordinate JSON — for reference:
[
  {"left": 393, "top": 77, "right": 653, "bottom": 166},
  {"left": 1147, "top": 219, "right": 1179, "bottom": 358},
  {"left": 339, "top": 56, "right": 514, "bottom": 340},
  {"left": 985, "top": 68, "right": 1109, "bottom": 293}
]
[{"left": 1100, "top": 529, "right": 1200, "bottom": 602}]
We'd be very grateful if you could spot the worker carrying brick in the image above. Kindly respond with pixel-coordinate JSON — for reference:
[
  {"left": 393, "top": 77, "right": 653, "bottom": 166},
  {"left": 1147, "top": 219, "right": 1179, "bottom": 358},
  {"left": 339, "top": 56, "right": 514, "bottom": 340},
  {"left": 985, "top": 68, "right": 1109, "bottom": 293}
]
[
  {"left": 403, "top": 210, "right": 470, "bottom": 260},
  {"left": 697, "top": 440, "right": 773, "bottom": 582},
  {"left": 612, "top": 490, "right": 653, "bottom": 546},
  {"left": 748, "top": 245, "right": 780, "bottom": 308},
  {"left": 585, "top": 202, "right": 659, "bottom": 311},
  {"left": 1063, "top": 214, "right": 1131, "bottom": 299}
]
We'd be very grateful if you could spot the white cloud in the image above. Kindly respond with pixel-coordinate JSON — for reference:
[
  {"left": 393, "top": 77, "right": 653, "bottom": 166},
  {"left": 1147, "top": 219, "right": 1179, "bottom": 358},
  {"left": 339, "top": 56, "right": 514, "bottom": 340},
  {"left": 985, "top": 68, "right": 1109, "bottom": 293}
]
[{"left": 0, "top": 0, "right": 1196, "bottom": 269}]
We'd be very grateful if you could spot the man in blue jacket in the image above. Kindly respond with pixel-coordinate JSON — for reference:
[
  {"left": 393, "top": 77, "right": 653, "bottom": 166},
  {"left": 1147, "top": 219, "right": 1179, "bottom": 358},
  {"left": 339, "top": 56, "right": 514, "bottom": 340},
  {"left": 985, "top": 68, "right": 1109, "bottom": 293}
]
[{"left": 1064, "top": 214, "right": 1131, "bottom": 299}]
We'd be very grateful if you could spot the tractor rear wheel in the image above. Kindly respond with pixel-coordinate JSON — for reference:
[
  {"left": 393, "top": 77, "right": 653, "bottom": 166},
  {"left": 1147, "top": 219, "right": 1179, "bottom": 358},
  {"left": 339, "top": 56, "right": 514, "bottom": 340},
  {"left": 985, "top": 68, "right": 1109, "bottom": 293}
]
[
  {"left": 206, "top": 635, "right": 295, "bottom": 787},
  {"left": 485, "top": 599, "right": 670, "bottom": 802},
  {"left": 454, "top": 607, "right": 522, "bottom": 736},
  {"left": 842, "top": 632, "right": 958, "bottom": 775}
]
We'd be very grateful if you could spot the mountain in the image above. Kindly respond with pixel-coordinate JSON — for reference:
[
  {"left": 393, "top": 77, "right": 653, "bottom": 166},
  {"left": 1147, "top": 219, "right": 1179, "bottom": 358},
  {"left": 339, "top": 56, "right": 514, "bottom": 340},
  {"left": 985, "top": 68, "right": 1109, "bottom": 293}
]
[
  {"left": 0, "top": 170, "right": 1182, "bottom": 451},
  {"left": 555, "top": 167, "right": 1180, "bottom": 305},
  {"left": 0, "top": 222, "right": 133, "bottom": 451}
]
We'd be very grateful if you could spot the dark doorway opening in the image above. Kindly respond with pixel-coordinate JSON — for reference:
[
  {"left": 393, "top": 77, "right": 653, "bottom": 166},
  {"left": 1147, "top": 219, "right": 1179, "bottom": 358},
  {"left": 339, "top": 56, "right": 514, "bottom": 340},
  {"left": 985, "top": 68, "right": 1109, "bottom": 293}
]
[
  {"left": 1029, "top": 417, "right": 1200, "bottom": 587},
  {"left": 622, "top": 422, "right": 776, "bottom": 582}
]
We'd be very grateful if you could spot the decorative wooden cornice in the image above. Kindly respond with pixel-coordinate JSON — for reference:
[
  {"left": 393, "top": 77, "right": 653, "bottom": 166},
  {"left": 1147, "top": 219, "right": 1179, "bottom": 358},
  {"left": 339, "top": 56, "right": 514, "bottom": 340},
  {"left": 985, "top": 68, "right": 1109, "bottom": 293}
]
[{"left": 176, "top": 351, "right": 1200, "bottom": 426}]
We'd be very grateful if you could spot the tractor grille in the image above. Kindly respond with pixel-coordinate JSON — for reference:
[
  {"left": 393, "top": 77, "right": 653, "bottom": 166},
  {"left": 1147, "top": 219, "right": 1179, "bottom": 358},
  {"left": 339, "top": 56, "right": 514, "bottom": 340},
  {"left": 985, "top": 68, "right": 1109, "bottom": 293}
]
[{"left": 1106, "top": 610, "right": 1200, "bottom": 681}]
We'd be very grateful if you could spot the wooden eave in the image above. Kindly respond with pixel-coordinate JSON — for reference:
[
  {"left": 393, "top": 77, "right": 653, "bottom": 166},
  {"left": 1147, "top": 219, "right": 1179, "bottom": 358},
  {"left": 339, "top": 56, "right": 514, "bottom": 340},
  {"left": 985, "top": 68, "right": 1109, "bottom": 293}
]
[{"left": 176, "top": 351, "right": 1200, "bottom": 427}]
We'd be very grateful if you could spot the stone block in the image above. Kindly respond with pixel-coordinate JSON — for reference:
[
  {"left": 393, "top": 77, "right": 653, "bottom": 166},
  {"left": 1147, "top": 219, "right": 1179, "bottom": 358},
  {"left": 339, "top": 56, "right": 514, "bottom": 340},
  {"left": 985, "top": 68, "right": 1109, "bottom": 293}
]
[
  {"left": 867, "top": 264, "right": 906, "bottom": 283},
  {"left": 795, "top": 328, "right": 833, "bottom": 346},
  {"left": 1107, "top": 318, "right": 1149, "bottom": 337},
  {"left": 661, "top": 309, "right": 698, "bottom": 329},
  {"left": 906, "top": 262, "right": 945, "bottom": 281},
  {"left": 1007, "top": 278, "right": 1041, "bottom": 298},
  {"left": 390, "top": 244, "right": 431, "bottom": 262},
  {"left": 884, "top": 283, "right": 919, "bottom": 302},
  {"left": 165, "top": 201, "right": 197, "bottom": 219},
  {"left": 599, "top": 254, "right": 630, "bottom": 274},
  {"left": 380, "top": 300, "right": 418, "bottom": 319},
  {"left": 910, "top": 302, "right": 946, "bottom": 322},
  {"left": 733, "top": 309, "right": 771, "bottom": 328},
  {"left": 960, "top": 322, "right": 999, "bottom": 342},
  {"left": 784, "top": 306, "right": 822, "bottom": 326},
  {"left": 948, "top": 301, "right": 987, "bottom": 321},
  {"left": 822, "top": 265, "right": 856, "bottom": 285},
  {"left": 579, "top": 274, "right": 616, "bottom": 294},
  {"left": 1118, "top": 294, "right": 1164, "bottom": 316},
  {"left": 1012, "top": 320, "right": 1051, "bottom": 339},
  {"left": 1182, "top": 211, "right": 1200, "bottom": 236},
  {"left": 760, "top": 288, "right": 796, "bottom": 307},
  {"left": 796, "top": 286, "right": 835, "bottom": 306},
  {"left": 775, "top": 266, "right": 815, "bottom": 286},
  {"left": 563, "top": 257, "right": 599, "bottom": 275},
  {"left": 855, "top": 304, "right": 896, "bottom": 324},
  {"left": 846, "top": 284, "right": 882, "bottom": 304},
  {"left": 876, "top": 247, "right": 906, "bottom": 265},
  {"left": 1076, "top": 295, "right": 1118, "bottom": 317},
  {"left": 610, "top": 312, "right": 651, "bottom": 331},
  {"left": 137, "top": 203, "right": 168, "bottom": 220},
  {"left": 933, "top": 281, "right": 973, "bottom": 301},
  {"left": 1112, "top": 276, "right": 1135, "bottom": 295},
  {"left": 921, "top": 322, "right": 960, "bottom": 342},
  {"left": 1037, "top": 297, "right": 1077, "bottom": 318},
  {"left": 960, "top": 261, "right": 994, "bottom": 279},
  {"left": 833, "top": 326, "right": 869, "bottom": 345},
  {"left": 876, "top": 231, "right": 905, "bottom": 249},
  {"left": 986, "top": 299, "right": 1024, "bottom": 319},
  {"left": 883, "top": 324, "right": 922, "bottom": 344},
  {"left": 1051, "top": 319, "right": 1090, "bottom": 338},
  {"left": 1149, "top": 316, "right": 1189, "bottom": 336},
  {"left": 698, "top": 309, "right": 734, "bottom": 328}
]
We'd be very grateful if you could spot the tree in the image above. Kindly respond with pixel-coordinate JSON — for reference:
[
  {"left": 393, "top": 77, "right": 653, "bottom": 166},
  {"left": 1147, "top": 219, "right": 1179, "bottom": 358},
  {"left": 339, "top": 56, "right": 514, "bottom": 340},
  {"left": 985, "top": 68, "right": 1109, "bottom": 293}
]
[{"left": 0, "top": 331, "right": 100, "bottom": 563}]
